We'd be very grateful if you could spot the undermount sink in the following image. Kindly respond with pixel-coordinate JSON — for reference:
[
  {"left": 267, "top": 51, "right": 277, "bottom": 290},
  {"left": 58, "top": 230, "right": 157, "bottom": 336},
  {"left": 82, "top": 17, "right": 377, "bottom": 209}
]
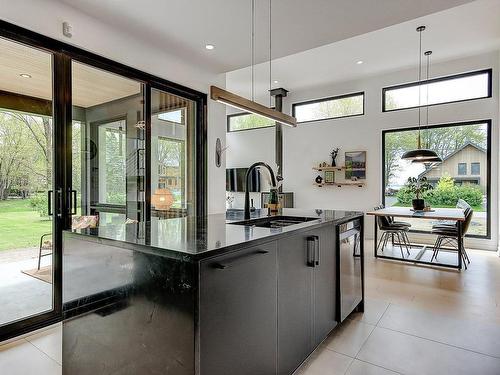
[{"left": 229, "top": 216, "right": 320, "bottom": 229}]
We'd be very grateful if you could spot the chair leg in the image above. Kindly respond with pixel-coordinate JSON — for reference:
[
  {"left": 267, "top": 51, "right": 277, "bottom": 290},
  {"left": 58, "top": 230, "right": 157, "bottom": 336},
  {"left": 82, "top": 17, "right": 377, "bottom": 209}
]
[
  {"left": 38, "top": 241, "right": 43, "bottom": 271},
  {"left": 462, "top": 243, "right": 471, "bottom": 264},
  {"left": 396, "top": 232, "right": 404, "bottom": 258},
  {"left": 431, "top": 236, "right": 443, "bottom": 262},
  {"left": 402, "top": 231, "right": 411, "bottom": 254},
  {"left": 377, "top": 232, "right": 386, "bottom": 251},
  {"left": 382, "top": 232, "right": 390, "bottom": 252}
]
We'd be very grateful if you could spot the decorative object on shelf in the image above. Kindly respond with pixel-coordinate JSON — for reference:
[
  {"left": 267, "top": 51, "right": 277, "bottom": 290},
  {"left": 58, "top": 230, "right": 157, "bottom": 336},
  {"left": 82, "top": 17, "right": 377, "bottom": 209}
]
[
  {"left": 151, "top": 188, "right": 174, "bottom": 210},
  {"left": 315, "top": 175, "right": 323, "bottom": 184},
  {"left": 267, "top": 188, "right": 280, "bottom": 213},
  {"left": 324, "top": 170, "right": 335, "bottom": 183},
  {"left": 345, "top": 151, "right": 366, "bottom": 180},
  {"left": 351, "top": 176, "right": 358, "bottom": 182},
  {"left": 405, "top": 176, "right": 432, "bottom": 210},
  {"left": 330, "top": 148, "right": 340, "bottom": 167},
  {"left": 401, "top": 26, "right": 442, "bottom": 164}
]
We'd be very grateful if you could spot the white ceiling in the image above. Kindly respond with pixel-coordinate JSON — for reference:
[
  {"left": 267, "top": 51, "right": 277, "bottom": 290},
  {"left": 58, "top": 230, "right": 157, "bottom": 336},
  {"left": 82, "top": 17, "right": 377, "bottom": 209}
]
[
  {"left": 226, "top": 0, "right": 500, "bottom": 98},
  {"left": 55, "top": 0, "right": 474, "bottom": 73},
  {"left": 0, "top": 36, "right": 140, "bottom": 108}
]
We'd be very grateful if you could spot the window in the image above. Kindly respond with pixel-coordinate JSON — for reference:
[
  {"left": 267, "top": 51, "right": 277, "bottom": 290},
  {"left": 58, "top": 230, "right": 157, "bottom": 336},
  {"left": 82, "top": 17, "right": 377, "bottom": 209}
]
[
  {"left": 383, "top": 121, "right": 491, "bottom": 238},
  {"left": 471, "top": 162, "right": 480, "bottom": 175},
  {"left": 292, "top": 92, "right": 364, "bottom": 123},
  {"left": 457, "top": 163, "right": 467, "bottom": 176},
  {"left": 157, "top": 137, "right": 185, "bottom": 209},
  {"left": 227, "top": 112, "right": 275, "bottom": 132},
  {"left": 158, "top": 108, "right": 185, "bottom": 124},
  {"left": 97, "top": 120, "right": 127, "bottom": 205},
  {"left": 383, "top": 69, "right": 492, "bottom": 111}
]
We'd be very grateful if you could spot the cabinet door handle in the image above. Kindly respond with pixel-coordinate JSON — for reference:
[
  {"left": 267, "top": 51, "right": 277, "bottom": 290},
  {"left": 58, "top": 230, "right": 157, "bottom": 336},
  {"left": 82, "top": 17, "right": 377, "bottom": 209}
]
[
  {"left": 307, "top": 236, "right": 316, "bottom": 267},
  {"left": 314, "top": 236, "right": 320, "bottom": 266},
  {"left": 213, "top": 250, "right": 269, "bottom": 270}
]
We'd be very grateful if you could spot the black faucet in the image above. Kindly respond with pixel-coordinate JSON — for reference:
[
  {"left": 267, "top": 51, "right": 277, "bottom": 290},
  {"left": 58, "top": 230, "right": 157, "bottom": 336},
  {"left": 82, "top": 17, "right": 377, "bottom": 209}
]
[{"left": 244, "top": 162, "right": 281, "bottom": 220}]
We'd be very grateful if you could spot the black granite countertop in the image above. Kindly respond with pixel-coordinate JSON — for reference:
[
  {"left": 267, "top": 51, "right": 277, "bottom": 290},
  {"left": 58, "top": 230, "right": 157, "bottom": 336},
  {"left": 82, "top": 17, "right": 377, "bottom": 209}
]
[{"left": 64, "top": 209, "right": 363, "bottom": 261}]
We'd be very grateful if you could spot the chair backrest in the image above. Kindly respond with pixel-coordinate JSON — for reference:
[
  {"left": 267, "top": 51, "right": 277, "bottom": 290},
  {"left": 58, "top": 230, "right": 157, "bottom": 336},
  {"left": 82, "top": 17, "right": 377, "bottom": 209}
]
[
  {"left": 456, "top": 199, "right": 471, "bottom": 210},
  {"left": 462, "top": 207, "right": 474, "bottom": 235}
]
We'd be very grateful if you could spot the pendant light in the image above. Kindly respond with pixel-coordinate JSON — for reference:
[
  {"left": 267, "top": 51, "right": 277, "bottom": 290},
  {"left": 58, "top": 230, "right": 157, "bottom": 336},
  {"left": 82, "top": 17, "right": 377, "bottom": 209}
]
[
  {"left": 401, "top": 26, "right": 442, "bottom": 163},
  {"left": 210, "top": 0, "right": 297, "bottom": 127}
]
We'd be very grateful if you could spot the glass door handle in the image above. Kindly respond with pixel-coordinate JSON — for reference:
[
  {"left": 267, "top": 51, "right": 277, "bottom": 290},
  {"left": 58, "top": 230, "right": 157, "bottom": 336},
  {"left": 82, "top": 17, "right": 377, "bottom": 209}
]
[
  {"left": 47, "top": 190, "right": 53, "bottom": 216},
  {"left": 69, "top": 190, "right": 77, "bottom": 215}
]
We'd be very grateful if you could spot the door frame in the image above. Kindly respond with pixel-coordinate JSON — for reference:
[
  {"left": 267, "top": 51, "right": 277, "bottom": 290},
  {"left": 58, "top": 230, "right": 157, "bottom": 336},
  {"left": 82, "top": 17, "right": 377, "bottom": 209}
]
[{"left": 0, "top": 20, "right": 207, "bottom": 342}]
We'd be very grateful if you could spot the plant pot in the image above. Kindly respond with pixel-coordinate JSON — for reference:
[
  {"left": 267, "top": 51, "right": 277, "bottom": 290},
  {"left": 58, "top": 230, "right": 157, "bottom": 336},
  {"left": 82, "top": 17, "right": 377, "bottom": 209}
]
[{"left": 412, "top": 198, "right": 425, "bottom": 211}]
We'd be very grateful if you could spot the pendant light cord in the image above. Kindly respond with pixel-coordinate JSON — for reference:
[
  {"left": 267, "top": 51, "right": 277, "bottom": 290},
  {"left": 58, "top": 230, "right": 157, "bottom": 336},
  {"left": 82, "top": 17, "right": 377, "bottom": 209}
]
[
  {"left": 417, "top": 27, "right": 423, "bottom": 149},
  {"left": 251, "top": 0, "right": 255, "bottom": 102},
  {"left": 269, "top": 0, "right": 272, "bottom": 107},
  {"left": 426, "top": 51, "right": 431, "bottom": 127}
]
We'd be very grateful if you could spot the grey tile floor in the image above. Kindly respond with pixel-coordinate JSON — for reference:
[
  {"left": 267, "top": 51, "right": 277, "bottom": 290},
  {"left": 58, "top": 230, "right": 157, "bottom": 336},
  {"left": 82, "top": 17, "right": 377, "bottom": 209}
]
[{"left": 295, "top": 298, "right": 500, "bottom": 375}]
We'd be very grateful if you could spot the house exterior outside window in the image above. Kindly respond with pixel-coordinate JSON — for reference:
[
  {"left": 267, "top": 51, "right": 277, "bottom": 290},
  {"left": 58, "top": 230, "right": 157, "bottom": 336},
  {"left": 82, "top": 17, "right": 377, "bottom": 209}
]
[
  {"left": 471, "top": 162, "right": 480, "bottom": 175},
  {"left": 458, "top": 163, "right": 467, "bottom": 176}
]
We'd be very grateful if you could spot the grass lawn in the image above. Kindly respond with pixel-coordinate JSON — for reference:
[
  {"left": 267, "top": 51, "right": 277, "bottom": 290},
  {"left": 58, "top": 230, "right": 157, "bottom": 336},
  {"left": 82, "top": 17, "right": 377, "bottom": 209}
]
[{"left": 0, "top": 199, "right": 51, "bottom": 251}]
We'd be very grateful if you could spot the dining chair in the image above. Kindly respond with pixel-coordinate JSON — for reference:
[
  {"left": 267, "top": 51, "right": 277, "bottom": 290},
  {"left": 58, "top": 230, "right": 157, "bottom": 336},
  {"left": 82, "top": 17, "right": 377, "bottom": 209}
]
[
  {"left": 431, "top": 207, "right": 472, "bottom": 269},
  {"left": 374, "top": 205, "right": 411, "bottom": 257}
]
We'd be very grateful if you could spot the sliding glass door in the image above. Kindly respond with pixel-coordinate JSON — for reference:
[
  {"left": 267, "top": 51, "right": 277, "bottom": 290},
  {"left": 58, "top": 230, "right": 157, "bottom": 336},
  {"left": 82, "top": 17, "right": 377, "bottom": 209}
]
[
  {"left": 0, "top": 19, "right": 206, "bottom": 340},
  {"left": 150, "top": 88, "right": 197, "bottom": 218},
  {"left": 71, "top": 61, "right": 145, "bottom": 225},
  {"left": 0, "top": 37, "right": 58, "bottom": 335}
]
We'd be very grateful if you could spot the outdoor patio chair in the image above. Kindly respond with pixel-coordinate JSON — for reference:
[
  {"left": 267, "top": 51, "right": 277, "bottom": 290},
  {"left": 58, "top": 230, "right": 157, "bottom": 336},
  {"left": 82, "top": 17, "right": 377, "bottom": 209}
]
[{"left": 37, "top": 215, "right": 99, "bottom": 270}]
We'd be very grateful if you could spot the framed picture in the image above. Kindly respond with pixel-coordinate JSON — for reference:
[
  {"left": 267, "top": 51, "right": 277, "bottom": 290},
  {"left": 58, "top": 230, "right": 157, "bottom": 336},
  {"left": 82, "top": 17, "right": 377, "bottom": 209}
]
[
  {"left": 345, "top": 151, "right": 366, "bottom": 180},
  {"left": 324, "top": 170, "right": 335, "bottom": 183}
]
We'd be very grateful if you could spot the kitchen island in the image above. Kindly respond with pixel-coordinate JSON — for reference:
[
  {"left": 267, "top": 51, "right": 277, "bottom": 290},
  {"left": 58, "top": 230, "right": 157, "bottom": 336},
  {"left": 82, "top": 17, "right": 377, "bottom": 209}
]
[{"left": 62, "top": 209, "right": 364, "bottom": 375}]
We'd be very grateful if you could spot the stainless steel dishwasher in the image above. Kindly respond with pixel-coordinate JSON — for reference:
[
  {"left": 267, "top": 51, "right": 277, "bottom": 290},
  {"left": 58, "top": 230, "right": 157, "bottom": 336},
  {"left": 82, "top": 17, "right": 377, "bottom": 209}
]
[{"left": 337, "top": 219, "right": 363, "bottom": 322}]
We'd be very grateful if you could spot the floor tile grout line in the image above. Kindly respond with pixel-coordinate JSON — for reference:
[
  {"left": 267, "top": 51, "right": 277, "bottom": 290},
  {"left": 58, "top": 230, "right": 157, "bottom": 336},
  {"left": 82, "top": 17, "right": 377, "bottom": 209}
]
[
  {"left": 375, "top": 301, "right": 392, "bottom": 326},
  {"left": 25, "top": 339, "right": 62, "bottom": 366},
  {"left": 375, "top": 325, "right": 500, "bottom": 361},
  {"left": 353, "top": 323, "right": 376, "bottom": 359},
  {"left": 354, "top": 358, "right": 404, "bottom": 375},
  {"left": 341, "top": 354, "right": 356, "bottom": 375}
]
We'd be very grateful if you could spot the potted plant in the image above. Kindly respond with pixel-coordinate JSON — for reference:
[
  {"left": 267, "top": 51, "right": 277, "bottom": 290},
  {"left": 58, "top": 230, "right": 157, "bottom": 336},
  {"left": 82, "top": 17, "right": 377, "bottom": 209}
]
[{"left": 405, "top": 176, "right": 432, "bottom": 210}]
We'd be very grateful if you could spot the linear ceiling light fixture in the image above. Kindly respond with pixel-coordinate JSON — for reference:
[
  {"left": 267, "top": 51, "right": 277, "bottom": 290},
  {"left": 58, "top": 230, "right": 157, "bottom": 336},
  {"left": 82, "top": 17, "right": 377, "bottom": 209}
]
[
  {"left": 211, "top": 86, "right": 297, "bottom": 127},
  {"left": 401, "top": 26, "right": 441, "bottom": 163},
  {"left": 210, "top": 0, "right": 297, "bottom": 127}
]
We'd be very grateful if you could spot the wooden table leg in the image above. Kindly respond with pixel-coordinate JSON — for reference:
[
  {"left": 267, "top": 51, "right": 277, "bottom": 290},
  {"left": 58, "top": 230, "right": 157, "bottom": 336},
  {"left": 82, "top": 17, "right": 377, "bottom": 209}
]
[{"left": 457, "top": 220, "right": 463, "bottom": 270}]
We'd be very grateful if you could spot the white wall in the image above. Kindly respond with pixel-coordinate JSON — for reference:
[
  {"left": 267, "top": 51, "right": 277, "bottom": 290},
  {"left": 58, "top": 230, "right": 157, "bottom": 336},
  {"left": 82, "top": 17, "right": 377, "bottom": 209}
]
[
  {"left": 227, "top": 52, "right": 499, "bottom": 250},
  {"left": 1, "top": 0, "right": 228, "bottom": 214}
]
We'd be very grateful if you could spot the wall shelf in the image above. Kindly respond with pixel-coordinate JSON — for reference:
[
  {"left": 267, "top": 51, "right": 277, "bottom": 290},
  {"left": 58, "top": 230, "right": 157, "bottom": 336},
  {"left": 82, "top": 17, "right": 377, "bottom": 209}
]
[
  {"left": 314, "top": 182, "right": 365, "bottom": 188},
  {"left": 312, "top": 166, "right": 365, "bottom": 188}
]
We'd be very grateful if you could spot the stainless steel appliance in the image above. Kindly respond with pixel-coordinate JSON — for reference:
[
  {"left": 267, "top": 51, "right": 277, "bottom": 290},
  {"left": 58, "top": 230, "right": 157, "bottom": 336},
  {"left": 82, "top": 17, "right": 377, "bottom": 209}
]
[{"left": 337, "top": 219, "right": 363, "bottom": 322}]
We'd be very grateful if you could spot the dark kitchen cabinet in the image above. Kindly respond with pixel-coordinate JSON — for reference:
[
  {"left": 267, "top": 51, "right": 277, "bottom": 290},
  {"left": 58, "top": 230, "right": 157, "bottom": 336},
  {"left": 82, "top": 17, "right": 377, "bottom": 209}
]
[
  {"left": 313, "top": 225, "right": 337, "bottom": 346},
  {"left": 278, "top": 224, "right": 336, "bottom": 375},
  {"left": 199, "top": 242, "right": 278, "bottom": 375}
]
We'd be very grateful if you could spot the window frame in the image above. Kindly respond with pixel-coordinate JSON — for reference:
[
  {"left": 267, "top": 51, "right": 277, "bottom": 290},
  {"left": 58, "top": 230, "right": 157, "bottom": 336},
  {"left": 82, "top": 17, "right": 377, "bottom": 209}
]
[
  {"left": 381, "top": 119, "right": 492, "bottom": 240},
  {"left": 382, "top": 68, "right": 492, "bottom": 112},
  {"left": 292, "top": 91, "right": 365, "bottom": 124},
  {"left": 457, "top": 163, "right": 467, "bottom": 176},
  {"left": 227, "top": 110, "right": 276, "bottom": 133},
  {"left": 471, "top": 162, "right": 480, "bottom": 176}
]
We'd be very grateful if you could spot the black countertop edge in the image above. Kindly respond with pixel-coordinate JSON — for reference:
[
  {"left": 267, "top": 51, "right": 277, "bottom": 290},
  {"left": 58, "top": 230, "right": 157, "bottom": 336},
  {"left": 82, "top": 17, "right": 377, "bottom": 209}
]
[{"left": 64, "top": 209, "right": 364, "bottom": 261}]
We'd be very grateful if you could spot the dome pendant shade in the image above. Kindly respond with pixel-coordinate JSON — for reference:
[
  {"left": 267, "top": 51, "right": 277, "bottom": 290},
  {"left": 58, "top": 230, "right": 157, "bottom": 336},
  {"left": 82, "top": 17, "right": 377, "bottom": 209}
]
[
  {"left": 152, "top": 188, "right": 174, "bottom": 210},
  {"left": 401, "top": 148, "right": 442, "bottom": 162}
]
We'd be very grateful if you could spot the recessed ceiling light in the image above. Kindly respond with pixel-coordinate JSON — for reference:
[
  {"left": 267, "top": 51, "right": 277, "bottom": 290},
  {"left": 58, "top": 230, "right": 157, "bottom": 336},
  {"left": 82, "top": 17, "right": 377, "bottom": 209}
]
[
  {"left": 356, "top": 60, "right": 364, "bottom": 65},
  {"left": 19, "top": 73, "right": 32, "bottom": 78},
  {"left": 205, "top": 44, "right": 215, "bottom": 50},
  {"left": 273, "top": 80, "right": 279, "bottom": 84}
]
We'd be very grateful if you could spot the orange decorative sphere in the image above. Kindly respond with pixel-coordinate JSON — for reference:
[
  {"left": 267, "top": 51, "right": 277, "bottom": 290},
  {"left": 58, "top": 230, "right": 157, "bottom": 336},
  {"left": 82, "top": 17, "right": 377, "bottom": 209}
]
[{"left": 152, "top": 188, "right": 174, "bottom": 210}]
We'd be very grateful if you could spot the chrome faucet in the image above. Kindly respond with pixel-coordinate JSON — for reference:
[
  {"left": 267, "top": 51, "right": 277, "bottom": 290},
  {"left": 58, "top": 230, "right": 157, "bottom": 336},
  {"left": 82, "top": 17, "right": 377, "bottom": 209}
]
[{"left": 244, "top": 162, "right": 282, "bottom": 220}]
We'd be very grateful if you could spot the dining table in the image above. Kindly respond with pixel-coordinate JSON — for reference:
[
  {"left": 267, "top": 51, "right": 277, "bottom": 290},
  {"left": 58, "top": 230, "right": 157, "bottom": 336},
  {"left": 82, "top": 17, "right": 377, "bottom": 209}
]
[{"left": 366, "top": 206, "right": 466, "bottom": 269}]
